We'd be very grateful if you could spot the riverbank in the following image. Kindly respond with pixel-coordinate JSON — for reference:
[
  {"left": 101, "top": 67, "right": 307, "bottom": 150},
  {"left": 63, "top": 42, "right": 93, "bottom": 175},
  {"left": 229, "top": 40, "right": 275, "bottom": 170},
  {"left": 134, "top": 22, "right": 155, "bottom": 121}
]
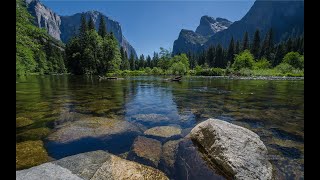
[{"left": 105, "top": 67, "right": 304, "bottom": 78}]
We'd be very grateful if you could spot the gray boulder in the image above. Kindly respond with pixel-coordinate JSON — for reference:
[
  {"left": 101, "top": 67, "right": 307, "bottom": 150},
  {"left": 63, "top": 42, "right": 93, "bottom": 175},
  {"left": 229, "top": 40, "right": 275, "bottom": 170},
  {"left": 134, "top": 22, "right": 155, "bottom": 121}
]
[{"left": 190, "top": 118, "right": 273, "bottom": 180}]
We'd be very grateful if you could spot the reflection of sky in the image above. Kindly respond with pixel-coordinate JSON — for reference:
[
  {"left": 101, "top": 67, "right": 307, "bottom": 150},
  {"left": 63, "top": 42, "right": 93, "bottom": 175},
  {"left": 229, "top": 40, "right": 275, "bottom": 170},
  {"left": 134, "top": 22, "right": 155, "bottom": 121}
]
[{"left": 125, "top": 82, "right": 183, "bottom": 124}]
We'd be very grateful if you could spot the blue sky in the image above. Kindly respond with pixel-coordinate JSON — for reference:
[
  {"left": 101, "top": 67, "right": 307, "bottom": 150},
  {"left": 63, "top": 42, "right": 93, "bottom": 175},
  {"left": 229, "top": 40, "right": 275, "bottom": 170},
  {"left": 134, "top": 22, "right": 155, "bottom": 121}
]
[{"left": 42, "top": 0, "right": 255, "bottom": 57}]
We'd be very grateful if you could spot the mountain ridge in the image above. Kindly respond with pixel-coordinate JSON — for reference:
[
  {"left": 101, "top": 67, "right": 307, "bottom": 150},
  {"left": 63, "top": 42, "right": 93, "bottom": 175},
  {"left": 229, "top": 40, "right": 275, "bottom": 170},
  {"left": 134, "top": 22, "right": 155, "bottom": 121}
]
[{"left": 172, "top": 0, "right": 304, "bottom": 55}]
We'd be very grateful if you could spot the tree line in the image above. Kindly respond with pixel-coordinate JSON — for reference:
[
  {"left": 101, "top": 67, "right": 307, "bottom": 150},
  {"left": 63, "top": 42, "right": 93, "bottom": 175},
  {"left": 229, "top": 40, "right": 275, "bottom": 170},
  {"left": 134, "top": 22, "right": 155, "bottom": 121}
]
[{"left": 185, "top": 29, "right": 304, "bottom": 69}]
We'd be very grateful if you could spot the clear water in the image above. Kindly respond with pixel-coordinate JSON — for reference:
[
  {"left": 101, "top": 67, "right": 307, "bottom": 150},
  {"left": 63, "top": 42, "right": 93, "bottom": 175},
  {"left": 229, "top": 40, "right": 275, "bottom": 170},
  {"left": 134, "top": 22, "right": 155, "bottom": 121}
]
[{"left": 16, "top": 75, "right": 304, "bottom": 179}]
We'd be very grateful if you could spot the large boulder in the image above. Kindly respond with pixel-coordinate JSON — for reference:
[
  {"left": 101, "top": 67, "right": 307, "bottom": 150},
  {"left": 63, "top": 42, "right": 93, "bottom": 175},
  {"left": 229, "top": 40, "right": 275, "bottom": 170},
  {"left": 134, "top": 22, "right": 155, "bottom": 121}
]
[
  {"left": 190, "top": 118, "right": 273, "bottom": 180},
  {"left": 16, "top": 150, "right": 169, "bottom": 180}
]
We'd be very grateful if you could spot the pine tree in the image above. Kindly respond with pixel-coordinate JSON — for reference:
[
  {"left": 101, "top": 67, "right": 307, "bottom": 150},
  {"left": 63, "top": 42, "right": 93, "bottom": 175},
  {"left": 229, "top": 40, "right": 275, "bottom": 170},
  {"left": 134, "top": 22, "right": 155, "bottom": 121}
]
[
  {"left": 206, "top": 46, "right": 215, "bottom": 67},
  {"left": 227, "top": 37, "right": 235, "bottom": 63},
  {"left": 146, "top": 55, "right": 151, "bottom": 67},
  {"left": 251, "top": 29, "right": 260, "bottom": 59},
  {"left": 88, "top": 16, "right": 95, "bottom": 31},
  {"left": 98, "top": 16, "right": 107, "bottom": 38},
  {"left": 120, "top": 47, "right": 130, "bottom": 70},
  {"left": 138, "top": 54, "right": 145, "bottom": 69},
  {"left": 242, "top": 31, "right": 249, "bottom": 51},
  {"left": 129, "top": 51, "right": 135, "bottom": 70},
  {"left": 286, "top": 38, "right": 293, "bottom": 52},
  {"left": 215, "top": 44, "right": 224, "bottom": 68},
  {"left": 79, "top": 14, "right": 87, "bottom": 35},
  {"left": 260, "top": 28, "right": 274, "bottom": 60},
  {"left": 152, "top": 52, "right": 159, "bottom": 68},
  {"left": 235, "top": 40, "right": 240, "bottom": 55},
  {"left": 273, "top": 43, "right": 286, "bottom": 67}
]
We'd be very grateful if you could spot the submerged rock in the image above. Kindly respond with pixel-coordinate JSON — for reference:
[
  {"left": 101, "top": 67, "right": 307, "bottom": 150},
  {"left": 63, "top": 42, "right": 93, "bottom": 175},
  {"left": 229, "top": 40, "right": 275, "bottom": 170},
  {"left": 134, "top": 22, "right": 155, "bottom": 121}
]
[
  {"left": 16, "top": 150, "right": 169, "bottom": 180},
  {"left": 47, "top": 117, "right": 141, "bottom": 143},
  {"left": 162, "top": 139, "right": 181, "bottom": 168},
  {"left": 128, "top": 136, "right": 162, "bottom": 167},
  {"left": 131, "top": 113, "right": 171, "bottom": 126},
  {"left": 16, "top": 127, "right": 51, "bottom": 142},
  {"left": 175, "top": 138, "right": 225, "bottom": 180},
  {"left": 16, "top": 140, "right": 50, "bottom": 170},
  {"left": 144, "top": 126, "right": 182, "bottom": 140},
  {"left": 190, "top": 118, "right": 273, "bottom": 180},
  {"left": 16, "top": 117, "right": 33, "bottom": 128}
]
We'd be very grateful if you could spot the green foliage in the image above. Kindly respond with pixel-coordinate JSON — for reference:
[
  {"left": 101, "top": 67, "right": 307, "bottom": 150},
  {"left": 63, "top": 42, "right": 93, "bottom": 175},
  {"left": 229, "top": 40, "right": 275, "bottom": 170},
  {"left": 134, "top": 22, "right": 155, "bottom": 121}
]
[
  {"left": 144, "top": 67, "right": 152, "bottom": 74},
  {"left": 170, "top": 62, "right": 187, "bottom": 75},
  {"left": 66, "top": 21, "right": 121, "bottom": 75},
  {"left": 275, "top": 63, "right": 295, "bottom": 74},
  {"left": 232, "top": 50, "right": 255, "bottom": 70},
  {"left": 282, "top": 52, "right": 304, "bottom": 69},
  {"left": 254, "top": 58, "right": 271, "bottom": 69},
  {"left": 151, "top": 67, "right": 163, "bottom": 75}
]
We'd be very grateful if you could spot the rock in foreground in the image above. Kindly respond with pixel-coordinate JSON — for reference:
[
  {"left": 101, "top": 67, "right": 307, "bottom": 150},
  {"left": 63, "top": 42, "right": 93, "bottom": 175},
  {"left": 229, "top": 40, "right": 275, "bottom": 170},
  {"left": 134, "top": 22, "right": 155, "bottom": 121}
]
[
  {"left": 16, "top": 150, "right": 169, "bottom": 180},
  {"left": 190, "top": 118, "right": 273, "bottom": 180}
]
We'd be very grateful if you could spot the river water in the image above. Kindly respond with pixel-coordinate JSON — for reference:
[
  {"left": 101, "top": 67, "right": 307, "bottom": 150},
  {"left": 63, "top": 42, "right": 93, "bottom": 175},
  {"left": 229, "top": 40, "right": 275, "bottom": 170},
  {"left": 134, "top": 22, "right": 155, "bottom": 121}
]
[{"left": 16, "top": 75, "right": 304, "bottom": 179}]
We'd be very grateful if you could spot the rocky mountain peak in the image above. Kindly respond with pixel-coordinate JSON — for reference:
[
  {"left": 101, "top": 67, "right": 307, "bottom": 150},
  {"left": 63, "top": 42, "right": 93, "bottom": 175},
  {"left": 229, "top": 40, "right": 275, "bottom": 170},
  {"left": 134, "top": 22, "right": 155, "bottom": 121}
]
[
  {"left": 26, "top": 0, "right": 62, "bottom": 40},
  {"left": 196, "top": 15, "right": 232, "bottom": 37}
]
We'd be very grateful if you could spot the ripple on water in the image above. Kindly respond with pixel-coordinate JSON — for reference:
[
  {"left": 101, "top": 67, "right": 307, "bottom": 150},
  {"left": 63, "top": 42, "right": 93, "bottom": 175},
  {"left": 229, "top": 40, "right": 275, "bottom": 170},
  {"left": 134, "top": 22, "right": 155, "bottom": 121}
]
[{"left": 270, "top": 128, "right": 304, "bottom": 143}]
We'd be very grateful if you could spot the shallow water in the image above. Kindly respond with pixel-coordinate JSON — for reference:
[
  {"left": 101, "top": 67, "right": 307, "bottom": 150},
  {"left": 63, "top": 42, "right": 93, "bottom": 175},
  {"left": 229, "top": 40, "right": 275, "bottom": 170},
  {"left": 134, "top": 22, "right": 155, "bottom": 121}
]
[{"left": 16, "top": 75, "right": 304, "bottom": 179}]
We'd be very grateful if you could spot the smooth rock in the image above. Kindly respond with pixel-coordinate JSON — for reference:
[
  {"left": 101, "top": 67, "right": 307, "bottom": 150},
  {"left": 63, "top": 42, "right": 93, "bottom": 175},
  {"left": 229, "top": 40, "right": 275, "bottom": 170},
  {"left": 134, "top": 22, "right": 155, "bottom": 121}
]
[
  {"left": 47, "top": 117, "right": 141, "bottom": 143},
  {"left": 16, "top": 162, "right": 83, "bottom": 180},
  {"left": 162, "top": 139, "right": 181, "bottom": 168},
  {"left": 144, "top": 126, "right": 182, "bottom": 139},
  {"left": 129, "top": 136, "right": 162, "bottom": 167},
  {"left": 190, "top": 118, "right": 273, "bottom": 180}
]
